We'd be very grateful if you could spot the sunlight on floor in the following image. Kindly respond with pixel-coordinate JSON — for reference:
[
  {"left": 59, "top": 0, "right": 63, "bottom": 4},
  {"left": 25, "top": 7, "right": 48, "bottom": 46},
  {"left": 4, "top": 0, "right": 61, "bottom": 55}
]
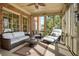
[
  {"left": 44, "top": 50, "right": 55, "bottom": 56},
  {"left": 0, "top": 42, "right": 72, "bottom": 56},
  {"left": 49, "top": 44, "right": 55, "bottom": 50}
]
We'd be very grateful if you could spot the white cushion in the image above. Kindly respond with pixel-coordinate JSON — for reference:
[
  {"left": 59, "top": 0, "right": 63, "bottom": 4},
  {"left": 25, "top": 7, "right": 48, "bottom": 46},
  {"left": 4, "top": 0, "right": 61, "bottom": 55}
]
[
  {"left": 4, "top": 29, "right": 12, "bottom": 32},
  {"left": 51, "top": 32, "right": 60, "bottom": 37},
  {"left": 13, "top": 32, "right": 25, "bottom": 38},
  {"left": 34, "top": 35, "right": 40, "bottom": 37},
  {"left": 11, "top": 38, "right": 24, "bottom": 44},
  {"left": 53, "top": 29, "right": 62, "bottom": 32},
  {"left": 3, "top": 32, "right": 29, "bottom": 44},
  {"left": 43, "top": 36, "right": 58, "bottom": 40},
  {"left": 19, "top": 36, "right": 29, "bottom": 40},
  {"left": 46, "top": 36, "right": 58, "bottom": 39},
  {"left": 43, "top": 36, "right": 59, "bottom": 42},
  {"left": 3, "top": 33, "right": 14, "bottom": 39},
  {"left": 11, "top": 36, "right": 29, "bottom": 44},
  {"left": 43, "top": 37, "right": 55, "bottom": 42},
  {"left": 53, "top": 29, "right": 62, "bottom": 34}
]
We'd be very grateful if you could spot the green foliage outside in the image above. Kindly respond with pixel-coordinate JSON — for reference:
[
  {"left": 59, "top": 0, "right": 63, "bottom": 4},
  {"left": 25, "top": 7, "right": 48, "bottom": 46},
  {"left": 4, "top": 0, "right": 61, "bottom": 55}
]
[
  {"left": 54, "top": 15, "right": 61, "bottom": 29},
  {"left": 43, "top": 15, "right": 61, "bottom": 36},
  {"left": 46, "top": 16, "right": 54, "bottom": 35}
]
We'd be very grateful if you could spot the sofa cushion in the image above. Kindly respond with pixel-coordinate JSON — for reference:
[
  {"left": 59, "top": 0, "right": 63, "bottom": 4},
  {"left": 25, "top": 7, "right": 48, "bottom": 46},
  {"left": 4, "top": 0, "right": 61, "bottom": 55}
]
[
  {"left": 51, "top": 29, "right": 62, "bottom": 35},
  {"left": 20, "top": 36, "right": 29, "bottom": 40},
  {"left": 13, "top": 32, "right": 25, "bottom": 38},
  {"left": 43, "top": 36, "right": 58, "bottom": 42},
  {"left": 4, "top": 29, "right": 12, "bottom": 32},
  {"left": 46, "top": 36, "right": 58, "bottom": 40},
  {"left": 51, "top": 32, "right": 60, "bottom": 37},
  {"left": 2, "top": 33, "right": 14, "bottom": 39},
  {"left": 43, "top": 37, "right": 55, "bottom": 42},
  {"left": 11, "top": 36, "right": 29, "bottom": 44}
]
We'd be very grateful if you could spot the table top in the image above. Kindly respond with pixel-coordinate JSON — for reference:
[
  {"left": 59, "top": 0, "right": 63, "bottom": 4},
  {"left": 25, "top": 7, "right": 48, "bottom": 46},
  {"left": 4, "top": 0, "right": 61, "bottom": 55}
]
[
  {"left": 34, "top": 35, "right": 40, "bottom": 37},
  {"left": 30, "top": 39, "right": 38, "bottom": 43}
]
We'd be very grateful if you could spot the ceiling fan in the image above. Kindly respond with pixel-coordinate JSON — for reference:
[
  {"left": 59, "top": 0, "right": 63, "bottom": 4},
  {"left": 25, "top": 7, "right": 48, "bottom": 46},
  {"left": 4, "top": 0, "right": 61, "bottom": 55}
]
[{"left": 27, "top": 3, "right": 45, "bottom": 9}]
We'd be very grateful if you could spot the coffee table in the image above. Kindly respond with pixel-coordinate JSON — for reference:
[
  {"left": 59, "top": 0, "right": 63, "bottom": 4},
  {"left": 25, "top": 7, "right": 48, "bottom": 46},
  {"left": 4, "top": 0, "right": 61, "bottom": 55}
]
[
  {"left": 28, "top": 38, "right": 38, "bottom": 47},
  {"left": 34, "top": 34, "right": 42, "bottom": 41}
]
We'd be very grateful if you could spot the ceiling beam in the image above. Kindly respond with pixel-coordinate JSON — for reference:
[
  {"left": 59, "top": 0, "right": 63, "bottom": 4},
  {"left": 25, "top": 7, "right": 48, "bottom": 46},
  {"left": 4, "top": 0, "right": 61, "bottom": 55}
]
[
  {"left": 61, "top": 3, "right": 71, "bottom": 15},
  {"left": 32, "top": 12, "right": 63, "bottom": 16},
  {"left": 9, "top": 3, "right": 31, "bottom": 15}
]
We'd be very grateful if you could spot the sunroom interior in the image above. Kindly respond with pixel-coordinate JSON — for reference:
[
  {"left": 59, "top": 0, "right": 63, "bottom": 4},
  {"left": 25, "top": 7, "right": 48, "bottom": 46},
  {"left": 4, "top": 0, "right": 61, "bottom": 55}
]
[{"left": 0, "top": 3, "right": 79, "bottom": 56}]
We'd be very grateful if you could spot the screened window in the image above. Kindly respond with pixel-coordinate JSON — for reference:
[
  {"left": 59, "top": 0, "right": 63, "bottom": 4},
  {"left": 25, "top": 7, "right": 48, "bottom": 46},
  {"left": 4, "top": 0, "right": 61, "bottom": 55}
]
[{"left": 39, "top": 16, "right": 44, "bottom": 32}]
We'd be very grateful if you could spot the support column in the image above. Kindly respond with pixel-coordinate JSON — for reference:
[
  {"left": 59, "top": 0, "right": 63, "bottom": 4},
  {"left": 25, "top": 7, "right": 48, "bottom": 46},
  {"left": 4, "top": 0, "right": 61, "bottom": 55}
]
[
  {"left": 0, "top": 5, "right": 3, "bottom": 33},
  {"left": 26, "top": 16, "right": 31, "bottom": 33},
  {"left": 19, "top": 15, "right": 23, "bottom": 31},
  {"left": 29, "top": 15, "right": 33, "bottom": 35},
  {"left": 53, "top": 15, "right": 55, "bottom": 29},
  {"left": 44, "top": 16, "right": 46, "bottom": 32},
  {"left": 37, "top": 16, "right": 39, "bottom": 33}
]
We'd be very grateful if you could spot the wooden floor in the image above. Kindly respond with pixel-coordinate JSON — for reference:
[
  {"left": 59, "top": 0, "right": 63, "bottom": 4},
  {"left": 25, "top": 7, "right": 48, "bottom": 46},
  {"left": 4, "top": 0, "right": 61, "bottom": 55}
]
[{"left": 0, "top": 41, "right": 72, "bottom": 56}]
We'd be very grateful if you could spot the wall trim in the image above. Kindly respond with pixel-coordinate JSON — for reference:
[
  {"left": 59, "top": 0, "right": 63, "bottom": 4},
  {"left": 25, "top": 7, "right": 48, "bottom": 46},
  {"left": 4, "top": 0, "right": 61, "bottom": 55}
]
[{"left": 3, "top": 7, "right": 20, "bottom": 15}]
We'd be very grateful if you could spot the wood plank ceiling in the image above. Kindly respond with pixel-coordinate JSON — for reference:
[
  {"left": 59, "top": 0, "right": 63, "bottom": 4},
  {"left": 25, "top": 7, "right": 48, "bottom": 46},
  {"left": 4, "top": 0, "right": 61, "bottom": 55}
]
[{"left": 10, "top": 3, "right": 66, "bottom": 16}]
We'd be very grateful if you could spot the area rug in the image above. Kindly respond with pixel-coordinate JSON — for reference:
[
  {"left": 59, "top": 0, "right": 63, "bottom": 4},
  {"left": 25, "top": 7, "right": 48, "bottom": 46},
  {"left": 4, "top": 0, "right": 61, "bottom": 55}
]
[
  {"left": 13, "top": 44, "right": 41, "bottom": 56},
  {"left": 13, "top": 44, "right": 30, "bottom": 56},
  {"left": 13, "top": 42, "right": 54, "bottom": 56}
]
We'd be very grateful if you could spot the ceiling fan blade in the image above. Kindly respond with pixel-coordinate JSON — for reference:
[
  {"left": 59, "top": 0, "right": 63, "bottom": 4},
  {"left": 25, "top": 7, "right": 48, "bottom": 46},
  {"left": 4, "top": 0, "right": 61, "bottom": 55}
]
[
  {"left": 27, "top": 3, "right": 35, "bottom": 6},
  {"left": 38, "top": 3, "right": 45, "bottom": 6}
]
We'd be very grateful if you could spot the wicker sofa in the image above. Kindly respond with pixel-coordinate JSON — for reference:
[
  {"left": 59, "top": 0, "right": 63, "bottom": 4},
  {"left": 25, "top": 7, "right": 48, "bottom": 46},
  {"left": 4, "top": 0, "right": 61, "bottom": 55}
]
[{"left": 1, "top": 32, "right": 30, "bottom": 50}]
